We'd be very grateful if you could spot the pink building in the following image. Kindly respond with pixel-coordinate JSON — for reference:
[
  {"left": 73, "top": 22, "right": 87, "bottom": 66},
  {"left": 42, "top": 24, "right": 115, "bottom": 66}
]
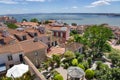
[{"left": 51, "top": 26, "right": 70, "bottom": 43}]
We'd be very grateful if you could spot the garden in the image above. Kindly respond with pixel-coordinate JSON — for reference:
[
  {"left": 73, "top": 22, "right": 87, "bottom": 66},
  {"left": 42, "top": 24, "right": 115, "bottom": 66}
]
[{"left": 39, "top": 25, "right": 120, "bottom": 80}]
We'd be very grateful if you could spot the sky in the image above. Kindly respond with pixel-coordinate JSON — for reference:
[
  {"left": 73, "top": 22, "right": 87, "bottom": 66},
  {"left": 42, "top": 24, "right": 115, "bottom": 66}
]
[{"left": 0, "top": 0, "right": 120, "bottom": 14}]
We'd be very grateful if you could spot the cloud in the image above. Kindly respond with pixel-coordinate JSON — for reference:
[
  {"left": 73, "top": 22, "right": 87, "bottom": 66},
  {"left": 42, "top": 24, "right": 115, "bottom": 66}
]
[
  {"left": 72, "top": 6, "right": 78, "bottom": 9},
  {"left": 0, "top": 0, "right": 18, "bottom": 4},
  {"left": 26, "top": 0, "right": 46, "bottom": 2},
  {"left": 0, "top": 0, "right": 50, "bottom": 4},
  {"left": 86, "top": 0, "right": 120, "bottom": 8}
]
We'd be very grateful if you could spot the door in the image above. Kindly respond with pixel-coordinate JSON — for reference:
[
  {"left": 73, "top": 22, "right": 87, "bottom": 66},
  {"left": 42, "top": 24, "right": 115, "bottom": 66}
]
[{"left": 19, "top": 54, "right": 23, "bottom": 63}]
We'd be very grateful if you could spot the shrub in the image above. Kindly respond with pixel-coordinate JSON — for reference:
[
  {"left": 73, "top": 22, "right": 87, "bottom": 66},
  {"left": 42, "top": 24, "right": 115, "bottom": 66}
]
[
  {"left": 96, "top": 61, "right": 102, "bottom": 70},
  {"left": 51, "top": 70, "right": 59, "bottom": 76},
  {"left": 77, "top": 54, "right": 84, "bottom": 62},
  {"left": 70, "top": 30, "right": 78, "bottom": 36},
  {"left": 85, "top": 69, "right": 94, "bottom": 79},
  {"left": 22, "top": 18, "right": 28, "bottom": 22},
  {"left": 52, "top": 54, "right": 61, "bottom": 67},
  {"left": 6, "top": 23, "right": 18, "bottom": 29},
  {"left": 87, "top": 57, "right": 92, "bottom": 67},
  {"left": 82, "top": 61, "right": 89, "bottom": 70},
  {"left": 71, "top": 23, "right": 77, "bottom": 26},
  {"left": 99, "top": 64, "right": 109, "bottom": 70},
  {"left": 72, "top": 59, "right": 78, "bottom": 66},
  {"left": 63, "top": 63, "right": 69, "bottom": 69},
  {"left": 30, "top": 18, "right": 39, "bottom": 22},
  {"left": 44, "top": 20, "right": 52, "bottom": 24},
  {"left": 109, "top": 52, "right": 120, "bottom": 67},
  {"left": 77, "top": 64, "right": 85, "bottom": 70},
  {"left": 53, "top": 74, "right": 63, "bottom": 80},
  {"left": 64, "top": 51, "right": 75, "bottom": 59}
]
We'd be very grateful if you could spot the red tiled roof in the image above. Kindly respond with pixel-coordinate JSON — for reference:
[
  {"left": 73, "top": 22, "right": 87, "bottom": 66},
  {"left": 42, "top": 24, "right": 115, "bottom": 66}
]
[{"left": 0, "top": 39, "right": 47, "bottom": 54}]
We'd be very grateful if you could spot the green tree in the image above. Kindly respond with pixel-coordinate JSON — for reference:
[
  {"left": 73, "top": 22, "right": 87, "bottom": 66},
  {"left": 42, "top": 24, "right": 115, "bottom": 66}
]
[
  {"left": 77, "top": 54, "right": 84, "bottom": 62},
  {"left": 96, "top": 61, "right": 103, "bottom": 70},
  {"left": 70, "top": 30, "right": 78, "bottom": 36},
  {"left": 64, "top": 23, "right": 68, "bottom": 25},
  {"left": 87, "top": 57, "right": 92, "bottom": 68},
  {"left": 109, "top": 52, "right": 120, "bottom": 67},
  {"left": 71, "top": 23, "right": 77, "bottom": 26},
  {"left": 82, "top": 61, "right": 89, "bottom": 70},
  {"left": 52, "top": 54, "right": 61, "bottom": 67},
  {"left": 30, "top": 18, "right": 39, "bottom": 22},
  {"left": 38, "top": 21, "right": 42, "bottom": 25},
  {"left": 77, "top": 64, "right": 85, "bottom": 70},
  {"left": 74, "top": 34, "right": 82, "bottom": 43},
  {"left": 111, "top": 68, "right": 120, "bottom": 80},
  {"left": 64, "top": 51, "right": 75, "bottom": 59},
  {"left": 85, "top": 69, "right": 95, "bottom": 79},
  {"left": 22, "top": 18, "right": 28, "bottom": 22},
  {"left": 72, "top": 59, "right": 78, "bottom": 66},
  {"left": 83, "top": 25, "right": 113, "bottom": 58},
  {"left": 44, "top": 20, "right": 52, "bottom": 24},
  {"left": 95, "top": 68, "right": 120, "bottom": 80},
  {"left": 63, "top": 63, "right": 69, "bottom": 69},
  {"left": 6, "top": 23, "right": 18, "bottom": 29},
  {"left": 53, "top": 74, "right": 63, "bottom": 80}
]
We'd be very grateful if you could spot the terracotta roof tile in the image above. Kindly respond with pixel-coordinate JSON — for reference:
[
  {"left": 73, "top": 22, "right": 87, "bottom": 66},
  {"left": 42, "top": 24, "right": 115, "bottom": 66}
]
[
  {"left": 47, "top": 46, "right": 65, "bottom": 57},
  {"left": 19, "top": 39, "right": 47, "bottom": 53},
  {"left": 0, "top": 43, "right": 22, "bottom": 54},
  {"left": 16, "top": 22, "right": 38, "bottom": 27},
  {"left": 66, "top": 42, "right": 83, "bottom": 52},
  {"left": 0, "top": 39, "right": 47, "bottom": 54}
]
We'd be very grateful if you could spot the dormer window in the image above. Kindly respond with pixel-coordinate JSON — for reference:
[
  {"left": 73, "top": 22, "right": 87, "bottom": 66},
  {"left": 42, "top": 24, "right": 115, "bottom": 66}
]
[
  {"left": 34, "top": 33, "right": 38, "bottom": 37},
  {"left": 0, "top": 39, "right": 5, "bottom": 45},
  {"left": 22, "top": 35, "right": 27, "bottom": 40}
]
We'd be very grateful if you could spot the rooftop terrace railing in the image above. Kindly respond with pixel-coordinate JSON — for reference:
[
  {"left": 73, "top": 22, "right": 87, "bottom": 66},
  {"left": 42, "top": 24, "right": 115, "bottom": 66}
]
[{"left": 23, "top": 56, "right": 46, "bottom": 80}]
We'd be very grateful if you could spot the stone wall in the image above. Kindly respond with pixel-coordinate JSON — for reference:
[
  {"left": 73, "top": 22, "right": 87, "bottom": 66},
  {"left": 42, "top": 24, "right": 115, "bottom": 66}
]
[{"left": 24, "top": 48, "right": 47, "bottom": 67}]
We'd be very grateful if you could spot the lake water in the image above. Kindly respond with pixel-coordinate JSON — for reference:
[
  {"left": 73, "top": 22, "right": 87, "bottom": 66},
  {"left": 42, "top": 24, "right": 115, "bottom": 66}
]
[{"left": 5, "top": 13, "right": 120, "bottom": 26}]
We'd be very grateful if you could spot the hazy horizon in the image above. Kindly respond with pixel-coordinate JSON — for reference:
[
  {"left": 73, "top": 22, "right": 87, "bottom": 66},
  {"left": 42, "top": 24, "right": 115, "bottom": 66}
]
[{"left": 1, "top": 12, "right": 120, "bottom": 16}]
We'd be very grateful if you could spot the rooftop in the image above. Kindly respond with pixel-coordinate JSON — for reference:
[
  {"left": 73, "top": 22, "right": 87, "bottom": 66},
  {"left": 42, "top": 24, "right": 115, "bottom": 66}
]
[
  {"left": 47, "top": 46, "right": 65, "bottom": 57},
  {"left": 51, "top": 26, "right": 68, "bottom": 31},
  {"left": 16, "top": 22, "right": 38, "bottom": 28},
  {"left": 0, "top": 39, "right": 47, "bottom": 54}
]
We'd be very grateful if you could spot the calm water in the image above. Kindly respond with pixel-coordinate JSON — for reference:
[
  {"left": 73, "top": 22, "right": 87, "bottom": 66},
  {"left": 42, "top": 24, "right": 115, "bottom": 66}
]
[{"left": 5, "top": 13, "right": 120, "bottom": 26}]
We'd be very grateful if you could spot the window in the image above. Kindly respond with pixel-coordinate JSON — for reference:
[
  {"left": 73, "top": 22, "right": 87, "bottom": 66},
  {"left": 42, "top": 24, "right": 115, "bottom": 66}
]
[
  {"left": 22, "top": 35, "right": 27, "bottom": 40},
  {"left": 56, "top": 32, "right": 58, "bottom": 37},
  {"left": 8, "top": 55, "right": 13, "bottom": 61},
  {"left": 52, "top": 32, "right": 54, "bottom": 36},
  {"left": 52, "top": 42, "right": 54, "bottom": 46},
  {"left": 35, "top": 52, "right": 38, "bottom": 56},
  {"left": 48, "top": 37, "right": 50, "bottom": 41},
  {"left": 34, "top": 33, "right": 38, "bottom": 37},
  {"left": 61, "top": 32, "right": 63, "bottom": 37}
]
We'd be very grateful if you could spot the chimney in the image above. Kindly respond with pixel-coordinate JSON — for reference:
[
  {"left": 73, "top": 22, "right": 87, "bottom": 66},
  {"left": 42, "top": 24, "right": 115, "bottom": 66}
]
[{"left": 34, "top": 37, "right": 39, "bottom": 42}]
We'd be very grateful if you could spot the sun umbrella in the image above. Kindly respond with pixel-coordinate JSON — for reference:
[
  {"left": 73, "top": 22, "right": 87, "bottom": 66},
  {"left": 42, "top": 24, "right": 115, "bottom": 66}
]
[{"left": 6, "top": 64, "right": 29, "bottom": 78}]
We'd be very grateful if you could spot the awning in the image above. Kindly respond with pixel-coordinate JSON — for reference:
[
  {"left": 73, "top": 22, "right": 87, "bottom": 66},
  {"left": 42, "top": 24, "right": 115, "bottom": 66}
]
[{"left": 0, "top": 63, "right": 6, "bottom": 72}]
